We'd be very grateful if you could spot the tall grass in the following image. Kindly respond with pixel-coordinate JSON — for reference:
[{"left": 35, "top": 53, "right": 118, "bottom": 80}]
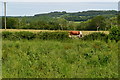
[{"left": 2, "top": 39, "right": 118, "bottom": 78}]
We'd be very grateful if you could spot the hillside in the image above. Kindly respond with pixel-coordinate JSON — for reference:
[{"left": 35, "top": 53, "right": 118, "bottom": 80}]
[
  {"left": 1, "top": 10, "right": 118, "bottom": 30},
  {"left": 34, "top": 10, "right": 117, "bottom": 21}
]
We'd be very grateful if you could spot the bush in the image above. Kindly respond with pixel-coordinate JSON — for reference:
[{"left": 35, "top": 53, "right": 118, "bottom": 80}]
[
  {"left": 82, "top": 32, "right": 108, "bottom": 41},
  {"left": 36, "top": 32, "right": 69, "bottom": 40},
  {"left": 2, "top": 31, "right": 69, "bottom": 40},
  {"left": 2, "top": 31, "right": 35, "bottom": 40},
  {"left": 2, "top": 31, "right": 13, "bottom": 40},
  {"left": 15, "top": 31, "right": 35, "bottom": 40},
  {"left": 109, "top": 26, "right": 120, "bottom": 42}
]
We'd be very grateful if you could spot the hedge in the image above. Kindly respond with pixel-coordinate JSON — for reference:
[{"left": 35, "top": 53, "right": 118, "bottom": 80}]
[
  {"left": 109, "top": 27, "right": 120, "bottom": 42},
  {"left": 82, "top": 32, "right": 108, "bottom": 41},
  {"left": 2, "top": 31, "right": 69, "bottom": 40},
  {"left": 2, "top": 30, "right": 120, "bottom": 42}
]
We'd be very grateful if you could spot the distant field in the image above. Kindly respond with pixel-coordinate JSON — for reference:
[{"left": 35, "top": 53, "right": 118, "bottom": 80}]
[{"left": 0, "top": 29, "right": 109, "bottom": 36}]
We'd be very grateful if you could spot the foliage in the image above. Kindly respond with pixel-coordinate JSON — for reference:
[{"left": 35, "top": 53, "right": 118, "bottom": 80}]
[
  {"left": 2, "top": 31, "right": 35, "bottom": 40},
  {"left": 2, "top": 40, "right": 118, "bottom": 78},
  {"left": 105, "top": 17, "right": 117, "bottom": 30},
  {"left": 88, "top": 16, "right": 106, "bottom": 30},
  {"left": 76, "top": 20, "right": 91, "bottom": 30},
  {"left": 117, "top": 14, "right": 120, "bottom": 26},
  {"left": 82, "top": 32, "right": 108, "bottom": 41},
  {"left": 64, "top": 16, "right": 92, "bottom": 21},
  {"left": 2, "top": 31, "right": 69, "bottom": 40},
  {"left": 1, "top": 10, "right": 117, "bottom": 31},
  {"left": 35, "top": 10, "right": 117, "bottom": 21},
  {"left": 109, "top": 26, "right": 120, "bottom": 42},
  {"left": 2, "top": 17, "right": 17, "bottom": 29},
  {"left": 2, "top": 31, "right": 13, "bottom": 39},
  {"left": 36, "top": 32, "right": 69, "bottom": 40}
]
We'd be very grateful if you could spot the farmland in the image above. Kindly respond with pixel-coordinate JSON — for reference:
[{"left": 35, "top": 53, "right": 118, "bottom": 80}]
[
  {"left": 0, "top": 29, "right": 109, "bottom": 36},
  {"left": 2, "top": 39, "right": 119, "bottom": 78},
  {"left": 1, "top": 9, "right": 120, "bottom": 78},
  {"left": 1, "top": 28, "right": 119, "bottom": 78}
]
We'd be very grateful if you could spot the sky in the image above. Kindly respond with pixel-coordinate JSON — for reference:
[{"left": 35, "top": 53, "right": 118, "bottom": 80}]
[
  {"left": 0, "top": 2, "right": 118, "bottom": 16},
  {"left": 0, "top": 0, "right": 120, "bottom": 2},
  {"left": 0, "top": 0, "right": 119, "bottom": 16}
]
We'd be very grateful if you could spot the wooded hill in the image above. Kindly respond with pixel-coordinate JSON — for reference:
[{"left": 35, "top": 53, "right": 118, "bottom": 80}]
[
  {"left": 1, "top": 10, "right": 119, "bottom": 30},
  {"left": 34, "top": 10, "right": 117, "bottom": 21}
]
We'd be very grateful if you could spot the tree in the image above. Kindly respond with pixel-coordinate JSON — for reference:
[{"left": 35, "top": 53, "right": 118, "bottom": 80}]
[
  {"left": 88, "top": 16, "right": 106, "bottom": 31},
  {"left": 105, "top": 17, "right": 117, "bottom": 30},
  {"left": 117, "top": 14, "right": 120, "bottom": 27},
  {"left": 56, "top": 18, "right": 68, "bottom": 30},
  {"left": 67, "top": 21, "right": 78, "bottom": 30},
  {"left": 2, "top": 17, "right": 17, "bottom": 29}
]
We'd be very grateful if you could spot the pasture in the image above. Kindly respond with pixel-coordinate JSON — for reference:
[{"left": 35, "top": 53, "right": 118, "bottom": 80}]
[
  {"left": 2, "top": 39, "right": 118, "bottom": 78},
  {"left": 0, "top": 29, "right": 109, "bottom": 36},
  {"left": 1, "top": 29, "right": 119, "bottom": 78},
  {"left": 1, "top": 4, "right": 119, "bottom": 78}
]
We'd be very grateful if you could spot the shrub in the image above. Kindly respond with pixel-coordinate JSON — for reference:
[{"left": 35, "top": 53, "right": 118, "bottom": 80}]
[
  {"left": 36, "top": 32, "right": 69, "bottom": 40},
  {"left": 109, "top": 26, "right": 120, "bottom": 42},
  {"left": 2, "top": 31, "right": 13, "bottom": 40},
  {"left": 82, "top": 32, "right": 108, "bottom": 41},
  {"left": 2, "top": 31, "right": 35, "bottom": 40},
  {"left": 2, "top": 31, "right": 69, "bottom": 40},
  {"left": 15, "top": 31, "right": 35, "bottom": 40}
]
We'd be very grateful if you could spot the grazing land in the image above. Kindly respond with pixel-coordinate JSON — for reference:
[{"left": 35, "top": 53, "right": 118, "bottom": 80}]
[
  {"left": 1, "top": 9, "right": 120, "bottom": 78},
  {"left": 0, "top": 29, "right": 109, "bottom": 36},
  {"left": 2, "top": 39, "right": 118, "bottom": 78}
]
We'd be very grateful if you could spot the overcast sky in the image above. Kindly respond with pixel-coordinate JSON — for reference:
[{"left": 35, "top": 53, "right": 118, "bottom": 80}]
[
  {"left": 0, "top": 0, "right": 119, "bottom": 16},
  {"left": 0, "top": 0, "right": 120, "bottom": 2}
]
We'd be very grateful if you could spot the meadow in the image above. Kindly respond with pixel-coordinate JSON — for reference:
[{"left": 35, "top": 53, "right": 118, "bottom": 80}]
[
  {"left": 2, "top": 39, "right": 119, "bottom": 78},
  {"left": 0, "top": 29, "right": 109, "bottom": 36},
  {"left": 1, "top": 6, "right": 120, "bottom": 78}
]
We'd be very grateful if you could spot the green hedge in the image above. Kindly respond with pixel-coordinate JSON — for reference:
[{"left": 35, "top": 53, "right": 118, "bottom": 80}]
[
  {"left": 36, "top": 32, "right": 69, "bottom": 40},
  {"left": 82, "top": 32, "right": 108, "bottom": 41},
  {"left": 2, "top": 31, "right": 35, "bottom": 40},
  {"left": 2, "top": 30, "right": 120, "bottom": 42},
  {"left": 2, "top": 31, "right": 69, "bottom": 40},
  {"left": 109, "top": 27, "right": 120, "bottom": 42}
]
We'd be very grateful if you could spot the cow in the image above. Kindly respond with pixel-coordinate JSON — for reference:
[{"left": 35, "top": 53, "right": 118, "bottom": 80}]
[{"left": 69, "top": 31, "right": 82, "bottom": 38}]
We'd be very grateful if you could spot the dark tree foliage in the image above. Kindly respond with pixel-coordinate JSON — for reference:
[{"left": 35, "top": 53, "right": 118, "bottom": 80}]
[
  {"left": 117, "top": 13, "right": 120, "bottom": 26},
  {"left": 2, "top": 17, "right": 17, "bottom": 29},
  {"left": 1, "top": 10, "right": 117, "bottom": 30},
  {"left": 109, "top": 26, "right": 120, "bottom": 42},
  {"left": 87, "top": 16, "right": 106, "bottom": 30},
  {"left": 82, "top": 32, "right": 108, "bottom": 41},
  {"left": 64, "top": 16, "right": 92, "bottom": 21},
  {"left": 35, "top": 10, "right": 117, "bottom": 21}
]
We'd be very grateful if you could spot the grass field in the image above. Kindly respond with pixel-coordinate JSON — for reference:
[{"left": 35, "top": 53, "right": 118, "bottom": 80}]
[
  {"left": 0, "top": 29, "right": 109, "bottom": 36},
  {"left": 2, "top": 39, "right": 118, "bottom": 78}
]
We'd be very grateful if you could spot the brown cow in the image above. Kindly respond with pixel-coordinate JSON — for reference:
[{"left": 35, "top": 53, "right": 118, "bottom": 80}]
[{"left": 69, "top": 31, "right": 82, "bottom": 38}]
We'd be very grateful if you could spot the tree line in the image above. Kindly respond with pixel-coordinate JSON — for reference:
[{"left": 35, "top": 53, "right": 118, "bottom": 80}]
[{"left": 1, "top": 10, "right": 119, "bottom": 31}]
